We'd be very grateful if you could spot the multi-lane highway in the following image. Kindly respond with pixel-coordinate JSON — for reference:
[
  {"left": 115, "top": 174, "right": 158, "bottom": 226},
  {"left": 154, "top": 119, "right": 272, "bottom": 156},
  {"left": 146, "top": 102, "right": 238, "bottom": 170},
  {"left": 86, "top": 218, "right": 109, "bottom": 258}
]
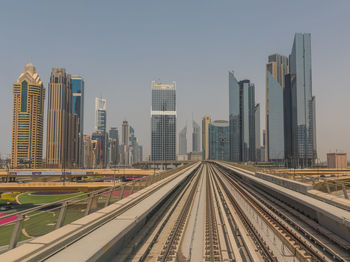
[{"left": 1, "top": 162, "right": 349, "bottom": 261}]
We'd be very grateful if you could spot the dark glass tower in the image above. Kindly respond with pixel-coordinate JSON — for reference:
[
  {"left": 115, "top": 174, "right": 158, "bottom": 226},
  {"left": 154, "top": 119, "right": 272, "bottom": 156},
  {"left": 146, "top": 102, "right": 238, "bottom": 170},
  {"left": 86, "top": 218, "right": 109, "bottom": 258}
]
[
  {"left": 229, "top": 72, "right": 257, "bottom": 162},
  {"left": 288, "top": 33, "right": 317, "bottom": 167},
  {"left": 151, "top": 81, "right": 176, "bottom": 161},
  {"left": 209, "top": 120, "right": 229, "bottom": 161},
  {"left": 71, "top": 76, "right": 84, "bottom": 168},
  {"left": 192, "top": 120, "right": 200, "bottom": 152}
]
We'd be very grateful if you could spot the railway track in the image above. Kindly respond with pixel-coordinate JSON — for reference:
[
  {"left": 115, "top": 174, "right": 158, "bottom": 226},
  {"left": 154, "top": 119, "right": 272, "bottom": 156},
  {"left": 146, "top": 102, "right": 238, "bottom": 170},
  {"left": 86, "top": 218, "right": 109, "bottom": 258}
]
[
  {"left": 105, "top": 162, "right": 350, "bottom": 262},
  {"left": 212, "top": 163, "right": 350, "bottom": 262},
  {"left": 205, "top": 166, "right": 221, "bottom": 261},
  {"left": 157, "top": 166, "right": 201, "bottom": 261}
]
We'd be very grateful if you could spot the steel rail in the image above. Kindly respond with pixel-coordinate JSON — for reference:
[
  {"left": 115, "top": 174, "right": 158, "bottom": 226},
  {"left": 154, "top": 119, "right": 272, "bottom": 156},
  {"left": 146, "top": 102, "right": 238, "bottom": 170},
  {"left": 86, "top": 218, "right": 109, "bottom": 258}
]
[
  {"left": 219, "top": 164, "right": 350, "bottom": 261},
  {"left": 207, "top": 164, "right": 255, "bottom": 262},
  {"left": 210, "top": 164, "right": 279, "bottom": 261},
  {"left": 205, "top": 164, "right": 220, "bottom": 261},
  {"left": 214, "top": 164, "right": 329, "bottom": 262},
  {"left": 158, "top": 167, "right": 201, "bottom": 262}
]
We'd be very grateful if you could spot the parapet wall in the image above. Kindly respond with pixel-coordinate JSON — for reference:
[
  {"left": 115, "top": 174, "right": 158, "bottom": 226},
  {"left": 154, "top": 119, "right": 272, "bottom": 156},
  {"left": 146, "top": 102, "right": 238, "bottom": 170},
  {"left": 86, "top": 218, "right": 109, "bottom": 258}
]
[{"left": 255, "top": 172, "right": 313, "bottom": 194}]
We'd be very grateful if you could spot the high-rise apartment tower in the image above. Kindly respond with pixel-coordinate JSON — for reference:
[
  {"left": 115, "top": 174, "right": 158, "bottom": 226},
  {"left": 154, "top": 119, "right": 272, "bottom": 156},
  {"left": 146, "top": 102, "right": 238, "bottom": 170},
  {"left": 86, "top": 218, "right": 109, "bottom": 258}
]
[
  {"left": 11, "top": 63, "right": 45, "bottom": 168},
  {"left": 151, "top": 81, "right": 176, "bottom": 161},
  {"left": 202, "top": 115, "right": 211, "bottom": 160},
  {"left": 46, "top": 68, "right": 73, "bottom": 168}
]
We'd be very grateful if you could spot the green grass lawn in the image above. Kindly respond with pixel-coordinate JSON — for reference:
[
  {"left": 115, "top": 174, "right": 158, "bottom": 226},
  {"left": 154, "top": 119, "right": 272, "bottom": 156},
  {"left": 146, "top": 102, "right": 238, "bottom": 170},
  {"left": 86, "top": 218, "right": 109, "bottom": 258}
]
[
  {"left": 0, "top": 193, "right": 106, "bottom": 247},
  {"left": 18, "top": 192, "right": 85, "bottom": 205}
]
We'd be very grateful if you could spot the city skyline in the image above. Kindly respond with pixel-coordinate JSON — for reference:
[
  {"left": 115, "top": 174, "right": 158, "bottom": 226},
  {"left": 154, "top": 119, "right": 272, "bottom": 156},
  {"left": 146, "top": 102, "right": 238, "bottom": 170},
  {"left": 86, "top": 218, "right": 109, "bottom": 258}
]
[{"left": 1, "top": 1, "right": 350, "bottom": 161}]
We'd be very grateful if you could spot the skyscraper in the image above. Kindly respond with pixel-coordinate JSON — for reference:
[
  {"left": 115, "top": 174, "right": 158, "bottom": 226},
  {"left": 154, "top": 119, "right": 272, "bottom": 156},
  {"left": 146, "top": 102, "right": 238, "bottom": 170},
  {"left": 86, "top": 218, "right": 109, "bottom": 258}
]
[
  {"left": 71, "top": 75, "right": 84, "bottom": 168},
  {"left": 229, "top": 72, "right": 257, "bottom": 162},
  {"left": 91, "top": 131, "right": 105, "bottom": 168},
  {"left": 266, "top": 54, "right": 289, "bottom": 161},
  {"left": 255, "top": 104, "right": 261, "bottom": 161},
  {"left": 209, "top": 120, "right": 229, "bottom": 161},
  {"left": 46, "top": 68, "right": 73, "bottom": 168},
  {"left": 287, "top": 33, "right": 316, "bottom": 167},
  {"left": 11, "top": 62, "right": 45, "bottom": 168},
  {"left": 122, "top": 121, "right": 130, "bottom": 147},
  {"left": 151, "top": 81, "right": 176, "bottom": 161},
  {"left": 192, "top": 120, "right": 200, "bottom": 152},
  {"left": 129, "top": 125, "right": 141, "bottom": 164},
  {"left": 94, "top": 97, "right": 107, "bottom": 167},
  {"left": 83, "top": 135, "right": 93, "bottom": 168},
  {"left": 121, "top": 120, "right": 129, "bottom": 166},
  {"left": 179, "top": 126, "right": 187, "bottom": 155},
  {"left": 95, "top": 98, "right": 106, "bottom": 132},
  {"left": 109, "top": 127, "right": 119, "bottom": 166},
  {"left": 202, "top": 115, "right": 211, "bottom": 160}
]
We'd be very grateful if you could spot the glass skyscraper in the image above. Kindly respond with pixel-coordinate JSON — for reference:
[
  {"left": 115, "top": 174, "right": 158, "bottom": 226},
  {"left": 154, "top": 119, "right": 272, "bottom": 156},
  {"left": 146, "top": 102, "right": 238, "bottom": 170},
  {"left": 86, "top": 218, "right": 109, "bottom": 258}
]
[
  {"left": 179, "top": 126, "right": 187, "bottom": 155},
  {"left": 209, "top": 120, "right": 229, "bottom": 161},
  {"left": 192, "top": 120, "right": 200, "bottom": 152},
  {"left": 71, "top": 76, "right": 84, "bottom": 168},
  {"left": 288, "top": 33, "right": 316, "bottom": 167},
  {"left": 151, "top": 81, "right": 176, "bottom": 161},
  {"left": 229, "top": 72, "right": 257, "bottom": 162},
  {"left": 94, "top": 97, "right": 107, "bottom": 167},
  {"left": 266, "top": 54, "right": 289, "bottom": 162},
  {"left": 95, "top": 97, "right": 106, "bottom": 132},
  {"left": 267, "top": 71, "right": 285, "bottom": 160},
  {"left": 229, "top": 72, "right": 241, "bottom": 162}
]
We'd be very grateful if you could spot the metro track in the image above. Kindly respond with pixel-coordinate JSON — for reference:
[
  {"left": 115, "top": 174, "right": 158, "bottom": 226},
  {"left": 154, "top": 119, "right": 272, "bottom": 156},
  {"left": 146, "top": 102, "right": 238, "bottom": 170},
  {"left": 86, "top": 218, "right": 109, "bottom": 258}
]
[
  {"left": 211, "top": 163, "right": 350, "bottom": 262},
  {"left": 21, "top": 162, "right": 348, "bottom": 262}
]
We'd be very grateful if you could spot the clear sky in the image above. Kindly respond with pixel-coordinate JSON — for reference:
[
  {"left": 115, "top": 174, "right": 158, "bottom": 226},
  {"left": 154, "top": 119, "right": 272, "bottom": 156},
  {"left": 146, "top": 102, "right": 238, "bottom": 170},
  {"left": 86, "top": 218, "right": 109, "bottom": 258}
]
[{"left": 0, "top": 0, "right": 349, "bottom": 161}]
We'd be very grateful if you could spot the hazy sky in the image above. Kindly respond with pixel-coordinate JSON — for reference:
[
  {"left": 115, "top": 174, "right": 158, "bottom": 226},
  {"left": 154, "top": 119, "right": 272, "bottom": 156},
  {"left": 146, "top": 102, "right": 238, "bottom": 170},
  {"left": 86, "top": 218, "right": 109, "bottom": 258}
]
[{"left": 1, "top": 1, "right": 349, "bottom": 161}]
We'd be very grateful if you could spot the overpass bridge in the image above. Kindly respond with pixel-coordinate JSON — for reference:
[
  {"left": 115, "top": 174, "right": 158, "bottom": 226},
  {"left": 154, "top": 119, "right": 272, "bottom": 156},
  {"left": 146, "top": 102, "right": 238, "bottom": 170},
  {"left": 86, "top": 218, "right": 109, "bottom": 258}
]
[
  {"left": 0, "top": 161, "right": 349, "bottom": 261},
  {"left": 0, "top": 168, "right": 156, "bottom": 182},
  {"left": 132, "top": 160, "right": 194, "bottom": 169},
  {"left": 0, "top": 182, "right": 120, "bottom": 193}
]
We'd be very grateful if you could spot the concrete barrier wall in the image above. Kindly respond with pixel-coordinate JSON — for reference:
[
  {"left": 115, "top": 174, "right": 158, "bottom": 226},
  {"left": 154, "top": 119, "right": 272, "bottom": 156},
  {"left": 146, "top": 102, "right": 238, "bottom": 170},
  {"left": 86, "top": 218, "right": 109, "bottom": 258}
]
[{"left": 255, "top": 172, "right": 314, "bottom": 194}]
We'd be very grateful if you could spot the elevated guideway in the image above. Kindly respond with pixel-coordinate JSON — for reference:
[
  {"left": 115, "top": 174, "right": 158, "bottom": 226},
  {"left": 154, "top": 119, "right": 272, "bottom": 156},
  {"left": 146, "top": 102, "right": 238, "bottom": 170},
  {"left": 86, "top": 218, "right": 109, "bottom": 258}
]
[
  {"left": 0, "top": 163, "right": 200, "bottom": 261},
  {"left": 1, "top": 161, "right": 349, "bottom": 262},
  {"left": 216, "top": 161, "right": 350, "bottom": 243}
]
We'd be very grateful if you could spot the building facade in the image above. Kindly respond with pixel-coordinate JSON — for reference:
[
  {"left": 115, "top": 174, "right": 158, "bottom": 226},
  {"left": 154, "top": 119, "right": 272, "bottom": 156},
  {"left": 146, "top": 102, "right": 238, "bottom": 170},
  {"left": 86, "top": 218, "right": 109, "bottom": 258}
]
[
  {"left": 71, "top": 76, "right": 84, "bottom": 167},
  {"left": 95, "top": 98, "right": 106, "bottom": 132},
  {"left": 229, "top": 72, "right": 257, "bottom": 162},
  {"left": 11, "top": 62, "right": 45, "bottom": 168},
  {"left": 327, "top": 153, "right": 347, "bottom": 169},
  {"left": 91, "top": 131, "right": 105, "bottom": 168},
  {"left": 202, "top": 115, "right": 211, "bottom": 160},
  {"left": 46, "top": 68, "right": 73, "bottom": 168},
  {"left": 209, "top": 120, "right": 229, "bottom": 161},
  {"left": 179, "top": 126, "right": 187, "bottom": 156},
  {"left": 94, "top": 97, "right": 107, "bottom": 168},
  {"left": 151, "top": 81, "right": 176, "bottom": 161},
  {"left": 83, "top": 135, "right": 92, "bottom": 168},
  {"left": 266, "top": 54, "right": 289, "bottom": 162},
  {"left": 121, "top": 120, "right": 129, "bottom": 166},
  {"left": 255, "top": 104, "right": 261, "bottom": 161},
  {"left": 287, "top": 33, "right": 317, "bottom": 167},
  {"left": 109, "top": 127, "right": 119, "bottom": 167},
  {"left": 192, "top": 120, "right": 200, "bottom": 152}
]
